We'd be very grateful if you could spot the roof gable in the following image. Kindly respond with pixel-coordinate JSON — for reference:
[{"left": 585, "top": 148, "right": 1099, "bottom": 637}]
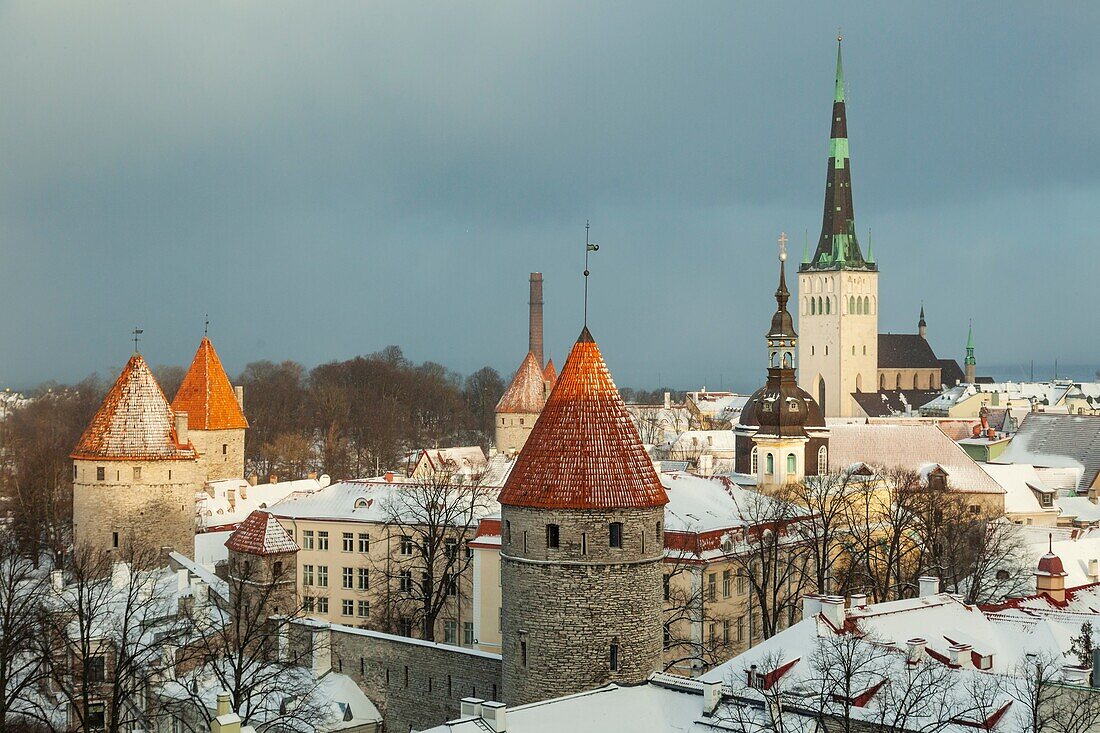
[
  {"left": 172, "top": 336, "right": 249, "bottom": 431},
  {"left": 498, "top": 327, "right": 668, "bottom": 510},
  {"left": 495, "top": 351, "right": 546, "bottom": 415},
  {"left": 224, "top": 510, "right": 299, "bottom": 555},
  {"left": 72, "top": 353, "right": 197, "bottom": 461},
  {"left": 878, "top": 334, "right": 942, "bottom": 369}
]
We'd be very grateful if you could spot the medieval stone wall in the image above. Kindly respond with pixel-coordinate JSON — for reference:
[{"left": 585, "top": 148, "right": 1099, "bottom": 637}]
[
  {"left": 500, "top": 505, "right": 664, "bottom": 706},
  {"left": 188, "top": 427, "right": 246, "bottom": 482},
  {"left": 494, "top": 412, "right": 539, "bottom": 456}
]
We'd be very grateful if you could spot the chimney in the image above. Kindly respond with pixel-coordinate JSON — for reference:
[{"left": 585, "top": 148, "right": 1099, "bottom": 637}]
[
  {"left": 949, "top": 644, "right": 973, "bottom": 669},
  {"left": 1063, "top": 665, "right": 1090, "bottom": 685},
  {"left": 50, "top": 569, "right": 65, "bottom": 592},
  {"left": 986, "top": 428, "right": 996, "bottom": 440},
  {"left": 177, "top": 568, "right": 190, "bottom": 593},
  {"left": 529, "top": 272, "right": 544, "bottom": 367},
  {"left": 849, "top": 593, "right": 868, "bottom": 609},
  {"left": 307, "top": 471, "right": 318, "bottom": 480},
  {"left": 802, "top": 594, "right": 821, "bottom": 619},
  {"left": 481, "top": 701, "right": 507, "bottom": 732},
  {"left": 269, "top": 474, "right": 278, "bottom": 484},
  {"left": 972, "top": 424, "right": 982, "bottom": 438},
  {"left": 664, "top": 391, "right": 671, "bottom": 410},
  {"left": 1089, "top": 559, "right": 1099, "bottom": 581},
  {"left": 217, "top": 692, "right": 231, "bottom": 717},
  {"left": 820, "top": 596, "right": 845, "bottom": 628},
  {"left": 699, "top": 454, "right": 714, "bottom": 477},
  {"left": 311, "top": 627, "right": 332, "bottom": 678},
  {"left": 248, "top": 473, "right": 258, "bottom": 486},
  {"left": 702, "top": 679, "right": 722, "bottom": 716},
  {"left": 918, "top": 576, "right": 940, "bottom": 598},
  {"left": 175, "top": 411, "right": 189, "bottom": 446},
  {"left": 906, "top": 638, "right": 926, "bottom": 665},
  {"left": 1092, "top": 649, "right": 1100, "bottom": 688},
  {"left": 234, "top": 385, "right": 244, "bottom": 412},
  {"left": 460, "top": 698, "right": 485, "bottom": 718}
]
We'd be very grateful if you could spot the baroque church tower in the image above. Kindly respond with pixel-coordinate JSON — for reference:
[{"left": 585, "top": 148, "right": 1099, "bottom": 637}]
[
  {"left": 499, "top": 327, "right": 668, "bottom": 706},
  {"left": 798, "top": 37, "right": 878, "bottom": 417}
]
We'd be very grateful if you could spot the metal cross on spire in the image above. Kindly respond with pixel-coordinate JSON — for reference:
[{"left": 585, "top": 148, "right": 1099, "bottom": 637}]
[
  {"left": 778, "top": 231, "right": 788, "bottom": 262},
  {"left": 132, "top": 327, "right": 144, "bottom": 354},
  {"left": 204, "top": 314, "right": 209, "bottom": 336},
  {"left": 583, "top": 220, "right": 599, "bottom": 327}
]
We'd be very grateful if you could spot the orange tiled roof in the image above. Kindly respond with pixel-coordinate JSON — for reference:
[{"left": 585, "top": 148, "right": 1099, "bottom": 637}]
[
  {"left": 71, "top": 353, "right": 197, "bottom": 461},
  {"left": 172, "top": 336, "right": 248, "bottom": 431},
  {"left": 498, "top": 327, "right": 668, "bottom": 510},
  {"left": 495, "top": 351, "right": 546, "bottom": 415},
  {"left": 543, "top": 358, "right": 557, "bottom": 388},
  {"left": 225, "top": 510, "right": 299, "bottom": 555}
]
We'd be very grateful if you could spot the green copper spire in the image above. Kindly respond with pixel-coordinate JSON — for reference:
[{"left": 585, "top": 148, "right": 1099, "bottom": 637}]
[
  {"left": 865, "top": 226, "right": 874, "bottom": 263},
  {"left": 802, "top": 229, "right": 810, "bottom": 265},
  {"left": 835, "top": 35, "right": 845, "bottom": 103},
  {"left": 965, "top": 320, "right": 976, "bottom": 366}
]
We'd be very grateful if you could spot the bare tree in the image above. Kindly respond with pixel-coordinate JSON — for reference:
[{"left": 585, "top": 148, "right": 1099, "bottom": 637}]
[
  {"left": 0, "top": 537, "right": 51, "bottom": 729},
  {"left": 998, "top": 651, "right": 1100, "bottom": 733},
  {"left": 786, "top": 473, "right": 857, "bottom": 596},
  {"left": 660, "top": 548, "right": 741, "bottom": 674},
  {"left": 842, "top": 468, "right": 923, "bottom": 602},
  {"left": 372, "top": 470, "right": 494, "bottom": 642}
]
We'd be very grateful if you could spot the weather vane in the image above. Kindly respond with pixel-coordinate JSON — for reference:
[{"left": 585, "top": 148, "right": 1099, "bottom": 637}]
[
  {"left": 204, "top": 314, "right": 209, "bottom": 336},
  {"left": 132, "top": 327, "right": 144, "bottom": 353},
  {"left": 583, "top": 220, "right": 599, "bottom": 326}
]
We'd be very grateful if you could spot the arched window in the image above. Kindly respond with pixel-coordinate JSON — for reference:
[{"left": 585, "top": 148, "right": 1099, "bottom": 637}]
[
  {"left": 810, "top": 298, "right": 816, "bottom": 315},
  {"left": 750, "top": 446, "right": 759, "bottom": 474},
  {"left": 273, "top": 560, "right": 283, "bottom": 577},
  {"left": 766, "top": 453, "right": 775, "bottom": 475},
  {"left": 817, "top": 296, "right": 823, "bottom": 314},
  {"left": 855, "top": 373, "right": 863, "bottom": 392},
  {"left": 849, "top": 295, "right": 855, "bottom": 314},
  {"left": 929, "top": 373, "right": 937, "bottom": 389},
  {"left": 783, "top": 352, "right": 793, "bottom": 368},
  {"left": 880, "top": 373, "right": 886, "bottom": 390},
  {"left": 856, "top": 298, "right": 863, "bottom": 315},
  {"left": 818, "top": 377, "right": 826, "bottom": 415},
  {"left": 818, "top": 446, "right": 828, "bottom": 475},
  {"left": 826, "top": 297, "right": 831, "bottom": 314},
  {"left": 770, "top": 351, "right": 778, "bottom": 367},
  {"left": 895, "top": 373, "right": 902, "bottom": 390},
  {"left": 864, "top": 296, "right": 870, "bottom": 314},
  {"left": 786, "top": 453, "right": 797, "bottom": 475}
]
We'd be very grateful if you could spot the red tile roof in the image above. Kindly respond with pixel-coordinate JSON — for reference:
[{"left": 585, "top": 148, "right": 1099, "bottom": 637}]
[
  {"left": 172, "top": 336, "right": 249, "bottom": 431},
  {"left": 495, "top": 351, "right": 546, "bottom": 414},
  {"left": 498, "top": 327, "right": 668, "bottom": 510},
  {"left": 71, "top": 353, "right": 197, "bottom": 461},
  {"left": 224, "top": 509, "right": 299, "bottom": 555},
  {"left": 542, "top": 358, "right": 557, "bottom": 388}
]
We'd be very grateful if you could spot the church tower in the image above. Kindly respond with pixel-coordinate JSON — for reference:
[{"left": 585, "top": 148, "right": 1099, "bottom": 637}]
[
  {"left": 964, "top": 321, "right": 977, "bottom": 383},
  {"left": 798, "top": 37, "right": 879, "bottom": 417},
  {"left": 71, "top": 351, "right": 200, "bottom": 556},
  {"left": 499, "top": 327, "right": 668, "bottom": 706},
  {"left": 172, "top": 335, "right": 249, "bottom": 482}
]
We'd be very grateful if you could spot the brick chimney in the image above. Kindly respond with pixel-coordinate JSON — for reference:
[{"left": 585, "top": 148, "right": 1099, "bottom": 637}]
[{"left": 529, "top": 272, "right": 544, "bottom": 367}]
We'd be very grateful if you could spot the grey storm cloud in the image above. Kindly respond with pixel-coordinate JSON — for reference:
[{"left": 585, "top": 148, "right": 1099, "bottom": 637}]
[{"left": 0, "top": 2, "right": 1098, "bottom": 390}]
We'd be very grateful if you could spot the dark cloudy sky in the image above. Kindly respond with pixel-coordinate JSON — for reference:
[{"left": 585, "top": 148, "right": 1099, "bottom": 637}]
[{"left": 1, "top": 2, "right": 1097, "bottom": 391}]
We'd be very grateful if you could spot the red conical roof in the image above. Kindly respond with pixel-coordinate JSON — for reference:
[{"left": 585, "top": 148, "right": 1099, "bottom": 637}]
[
  {"left": 498, "top": 328, "right": 668, "bottom": 510},
  {"left": 495, "top": 351, "right": 546, "bottom": 414},
  {"left": 225, "top": 510, "right": 299, "bottom": 556},
  {"left": 172, "top": 336, "right": 249, "bottom": 431},
  {"left": 72, "top": 353, "right": 197, "bottom": 461},
  {"left": 542, "top": 358, "right": 557, "bottom": 388}
]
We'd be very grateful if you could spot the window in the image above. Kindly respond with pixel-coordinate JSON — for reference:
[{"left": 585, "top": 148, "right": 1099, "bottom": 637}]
[
  {"left": 342, "top": 599, "right": 354, "bottom": 616},
  {"left": 609, "top": 522, "right": 623, "bottom": 548},
  {"left": 400, "top": 536, "right": 413, "bottom": 555},
  {"left": 810, "top": 297, "right": 816, "bottom": 315},
  {"left": 96, "top": 467, "right": 105, "bottom": 481},
  {"left": 523, "top": 530, "right": 528, "bottom": 553},
  {"left": 663, "top": 574, "right": 671, "bottom": 600},
  {"left": 445, "top": 572, "right": 457, "bottom": 596},
  {"left": 709, "top": 622, "right": 717, "bottom": 643},
  {"left": 444, "top": 619, "right": 457, "bottom": 644},
  {"left": 87, "top": 703, "right": 106, "bottom": 731},
  {"left": 723, "top": 570, "right": 732, "bottom": 598},
  {"left": 1041, "top": 493, "right": 1053, "bottom": 508},
  {"left": 343, "top": 533, "right": 353, "bottom": 552},
  {"left": 317, "top": 531, "right": 329, "bottom": 550},
  {"left": 663, "top": 623, "right": 672, "bottom": 649},
  {"left": 750, "top": 446, "right": 759, "bottom": 475},
  {"left": 316, "top": 596, "right": 329, "bottom": 614},
  {"left": 707, "top": 573, "right": 717, "bottom": 601},
  {"left": 818, "top": 446, "right": 828, "bottom": 475},
  {"left": 302, "top": 565, "right": 314, "bottom": 586},
  {"left": 358, "top": 600, "right": 370, "bottom": 617},
  {"left": 521, "top": 640, "right": 528, "bottom": 666},
  {"left": 132, "top": 466, "right": 141, "bottom": 480},
  {"left": 222, "top": 443, "right": 228, "bottom": 455},
  {"left": 274, "top": 560, "right": 284, "bottom": 577},
  {"left": 723, "top": 620, "right": 731, "bottom": 644},
  {"left": 969, "top": 505, "right": 981, "bottom": 515},
  {"left": 505, "top": 521, "right": 511, "bottom": 544},
  {"left": 358, "top": 568, "right": 369, "bottom": 590},
  {"left": 610, "top": 639, "right": 620, "bottom": 671},
  {"left": 464, "top": 621, "right": 474, "bottom": 645},
  {"left": 398, "top": 618, "right": 413, "bottom": 636},
  {"left": 112, "top": 532, "right": 119, "bottom": 549},
  {"left": 766, "top": 453, "right": 774, "bottom": 475},
  {"left": 546, "top": 524, "right": 560, "bottom": 549},
  {"left": 581, "top": 532, "right": 588, "bottom": 555},
  {"left": 303, "top": 596, "right": 315, "bottom": 612},
  {"left": 737, "top": 571, "right": 746, "bottom": 595},
  {"left": 445, "top": 538, "right": 458, "bottom": 559},
  {"left": 87, "top": 655, "right": 106, "bottom": 683},
  {"left": 786, "top": 453, "right": 796, "bottom": 475},
  {"left": 317, "top": 565, "right": 328, "bottom": 588},
  {"left": 400, "top": 571, "right": 413, "bottom": 592},
  {"left": 358, "top": 533, "right": 370, "bottom": 552},
  {"left": 342, "top": 567, "right": 353, "bottom": 589},
  {"left": 302, "top": 530, "right": 315, "bottom": 550},
  {"left": 737, "top": 615, "right": 745, "bottom": 642}
]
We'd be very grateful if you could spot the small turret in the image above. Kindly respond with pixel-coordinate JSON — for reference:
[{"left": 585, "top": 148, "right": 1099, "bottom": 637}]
[{"left": 1034, "top": 534, "right": 1067, "bottom": 603}]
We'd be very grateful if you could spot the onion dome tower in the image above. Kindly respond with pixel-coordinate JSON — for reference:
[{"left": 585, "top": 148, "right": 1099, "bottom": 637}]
[
  {"left": 499, "top": 327, "right": 668, "bottom": 706},
  {"left": 225, "top": 509, "right": 300, "bottom": 616},
  {"left": 494, "top": 351, "right": 547, "bottom": 455},
  {"left": 71, "top": 351, "right": 200, "bottom": 556},
  {"left": 172, "top": 335, "right": 249, "bottom": 482},
  {"left": 736, "top": 237, "right": 829, "bottom": 486},
  {"left": 1034, "top": 535, "right": 1067, "bottom": 603},
  {"left": 797, "top": 37, "right": 879, "bottom": 417}
]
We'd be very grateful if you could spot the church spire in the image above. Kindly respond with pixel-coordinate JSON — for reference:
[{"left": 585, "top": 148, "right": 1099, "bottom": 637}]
[
  {"left": 964, "top": 320, "right": 977, "bottom": 383},
  {"left": 803, "top": 36, "right": 874, "bottom": 273},
  {"left": 918, "top": 303, "right": 927, "bottom": 339}
]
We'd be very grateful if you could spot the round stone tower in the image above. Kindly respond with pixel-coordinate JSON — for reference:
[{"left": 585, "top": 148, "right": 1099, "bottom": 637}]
[
  {"left": 71, "top": 352, "right": 200, "bottom": 556},
  {"left": 499, "top": 327, "right": 668, "bottom": 706},
  {"left": 225, "top": 509, "right": 300, "bottom": 617}
]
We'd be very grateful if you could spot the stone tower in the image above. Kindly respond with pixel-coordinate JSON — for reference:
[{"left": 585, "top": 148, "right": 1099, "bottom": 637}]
[
  {"left": 225, "top": 509, "right": 300, "bottom": 616},
  {"left": 71, "top": 352, "right": 200, "bottom": 556},
  {"left": 798, "top": 37, "right": 878, "bottom": 417},
  {"left": 499, "top": 327, "right": 669, "bottom": 706},
  {"left": 735, "top": 239, "right": 829, "bottom": 485},
  {"left": 172, "top": 335, "right": 249, "bottom": 482},
  {"left": 964, "top": 321, "right": 977, "bottom": 384},
  {"left": 494, "top": 352, "right": 547, "bottom": 455}
]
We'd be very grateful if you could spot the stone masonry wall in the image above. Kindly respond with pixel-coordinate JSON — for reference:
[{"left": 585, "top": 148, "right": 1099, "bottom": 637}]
[
  {"left": 189, "top": 427, "right": 246, "bottom": 482},
  {"left": 327, "top": 623, "right": 502, "bottom": 732},
  {"left": 501, "top": 505, "right": 665, "bottom": 706},
  {"left": 494, "top": 412, "right": 539, "bottom": 456},
  {"left": 72, "top": 458, "right": 200, "bottom": 556}
]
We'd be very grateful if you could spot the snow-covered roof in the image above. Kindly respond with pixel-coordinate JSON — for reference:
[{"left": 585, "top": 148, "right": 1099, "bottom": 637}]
[
  {"left": 657, "top": 430, "right": 737, "bottom": 454},
  {"left": 197, "top": 477, "right": 324, "bottom": 530},
  {"left": 978, "top": 463, "right": 1059, "bottom": 517},
  {"left": 225, "top": 510, "right": 300, "bottom": 556},
  {"left": 270, "top": 479, "right": 500, "bottom": 526},
  {"left": 996, "top": 413, "right": 1100, "bottom": 490},
  {"left": 1055, "top": 496, "right": 1100, "bottom": 525},
  {"left": 829, "top": 424, "right": 1005, "bottom": 494}
]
